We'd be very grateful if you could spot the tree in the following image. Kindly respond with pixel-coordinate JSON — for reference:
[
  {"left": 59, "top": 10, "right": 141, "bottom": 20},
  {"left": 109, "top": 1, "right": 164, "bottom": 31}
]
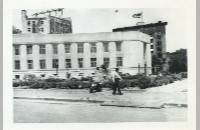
[
  {"left": 168, "top": 49, "right": 187, "bottom": 73},
  {"left": 13, "top": 26, "right": 22, "bottom": 34}
]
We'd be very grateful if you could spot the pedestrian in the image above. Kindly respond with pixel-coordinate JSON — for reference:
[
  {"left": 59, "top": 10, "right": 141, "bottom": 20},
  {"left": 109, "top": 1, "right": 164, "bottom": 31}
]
[
  {"left": 90, "top": 67, "right": 103, "bottom": 93},
  {"left": 111, "top": 68, "right": 123, "bottom": 95}
]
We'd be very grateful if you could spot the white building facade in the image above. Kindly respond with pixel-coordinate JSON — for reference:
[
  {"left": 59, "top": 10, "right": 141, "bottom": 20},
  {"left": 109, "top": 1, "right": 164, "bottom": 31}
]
[{"left": 13, "top": 31, "right": 152, "bottom": 79}]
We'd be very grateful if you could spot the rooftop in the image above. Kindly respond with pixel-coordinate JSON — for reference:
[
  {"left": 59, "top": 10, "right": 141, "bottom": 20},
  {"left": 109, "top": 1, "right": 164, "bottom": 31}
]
[
  {"left": 113, "top": 21, "right": 168, "bottom": 32},
  {"left": 13, "top": 31, "right": 151, "bottom": 44}
]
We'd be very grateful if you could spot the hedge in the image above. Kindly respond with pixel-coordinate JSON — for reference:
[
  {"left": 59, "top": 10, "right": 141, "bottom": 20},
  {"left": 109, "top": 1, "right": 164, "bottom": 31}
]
[
  {"left": 29, "top": 81, "right": 92, "bottom": 89},
  {"left": 13, "top": 72, "right": 187, "bottom": 89}
]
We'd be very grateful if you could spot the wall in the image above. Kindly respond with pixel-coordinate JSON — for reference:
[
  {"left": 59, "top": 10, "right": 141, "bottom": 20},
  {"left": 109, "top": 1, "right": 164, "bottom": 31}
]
[{"left": 13, "top": 31, "right": 152, "bottom": 79}]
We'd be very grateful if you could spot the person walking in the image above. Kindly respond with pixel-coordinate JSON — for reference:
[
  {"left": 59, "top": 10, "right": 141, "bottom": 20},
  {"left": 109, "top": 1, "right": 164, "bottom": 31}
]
[
  {"left": 111, "top": 68, "right": 123, "bottom": 95},
  {"left": 90, "top": 67, "right": 103, "bottom": 93}
]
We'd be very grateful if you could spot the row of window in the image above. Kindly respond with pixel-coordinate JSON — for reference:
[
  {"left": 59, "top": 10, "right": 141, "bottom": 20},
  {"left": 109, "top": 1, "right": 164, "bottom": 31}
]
[
  {"left": 27, "top": 21, "right": 44, "bottom": 26},
  {"left": 150, "top": 40, "right": 162, "bottom": 49},
  {"left": 14, "top": 42, "right": 122, "bottom": 55},
  {"left": 27, "top": 28, "right": 44, "bottom": 32},
  {"left": 150, "top": 45, "right": 162, "bottom": 50},
  {"left": 14, "top": 57, "right": 123, "bottom": 70}
]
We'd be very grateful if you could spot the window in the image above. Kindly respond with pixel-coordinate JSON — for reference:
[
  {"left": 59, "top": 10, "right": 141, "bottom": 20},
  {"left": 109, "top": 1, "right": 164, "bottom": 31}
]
[
  {"left": 53, "top": 45, "right": 58, "bottom": 54},
  {"left": 157, "top": 52, "right": 162, "bottom": 58},
  {"left": 157, "top": 47, "right": 162, "bottom": 51},
  {"left": 39, "top": 45, "right": 46, "bottom": 54},
  {"left": 40, "top": 60, "right": 46, "bottom": 69},
  {"left": 52, "top": 59, "right": 59, "bottom": 68},
  {"left": 91, "top": 58, "right": 97, "bottom": 67},
  {"left": 32, "top": 27, "right": 36, "bottom": 33},
  {"left": 65, "top": 43, "right": 70, "bottom": 53},
  {"left": 15, "top": 60, "right": 20, "bottom": 70},
  {"left": 151, "top": 51, "right": 154, "bottom": 54},
  {"left": 90, "top": 43, "right": 96, "bottom": 53},
  {"left": 116, "top": 57, "right": 123, "bottom": 67},
  {"left": 14, "top": 46, "right": 20, "bottom": 55},
  {"left": 27, "top": 21, "right": 31, "bottom": 26},
  {"left": 27, "top": 45, "right": 32, "bottom": 54},
  {"left": 27, "top": 60, "right": 33, "bottom": 69},
  {"left": 150, "top": 39, "right": 154, "bottom": 43},
  {"left": 27, "top": 28, "right": 31, "bottom": 32},
  {"left": 65, "top": 59, "right": 71, "bottom": 68},
  {"left": 103, "top": 42, "right": 109, "bottom": 52},
  {"left": 150, "top": 45, "right": 154, "bottom": 49},
  {"left": 32, "top": 21, "right": 36, "bottom": 33},
  {"left": 103, "top": 58, "right": 110, "bottom": 67},
  {"left": 78, "top": 58, "right": 84, "bottom": 68},
  {"left": 116, "top": 41, "right": 122, "bottom": 51},
  {"left": 157, "top": 41, "right": 162, "bottom": 46},
  {"left": 157, "top": 35, "right": 162, "bottom": 39},
  {"left": 40, "top": 21, "right": 44, "bottom": 24},
  {"left": 15, "top": 75, "right": 20, "bottom": 79},
  {"left": 77, "top": 44, "right": 84, "bottom": 53},
  {"left": 40, "top": 28, "right": 44, "bottom": 32}
]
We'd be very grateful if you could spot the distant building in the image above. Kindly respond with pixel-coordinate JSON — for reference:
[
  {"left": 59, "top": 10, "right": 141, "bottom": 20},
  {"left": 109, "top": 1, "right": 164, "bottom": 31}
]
[
  {"left": 21, "top": 10, "right": 72, "bottom": 34},
  {"left": 113, "top": 21, "right": 168, "bottom": 65},
  {"left": 13, "top": 31, "right": 152, "bottom": 79}
]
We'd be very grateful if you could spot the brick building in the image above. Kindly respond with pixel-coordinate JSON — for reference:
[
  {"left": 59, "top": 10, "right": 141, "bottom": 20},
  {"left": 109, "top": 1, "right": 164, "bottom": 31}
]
[{"left": 21, "top": 10, "right": 72, "bottom": 34}]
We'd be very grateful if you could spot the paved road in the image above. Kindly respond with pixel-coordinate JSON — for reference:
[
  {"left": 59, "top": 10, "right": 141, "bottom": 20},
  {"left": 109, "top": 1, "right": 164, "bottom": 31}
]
[{"left": 14, "top": 99, "right": 187, "bottom": 123}]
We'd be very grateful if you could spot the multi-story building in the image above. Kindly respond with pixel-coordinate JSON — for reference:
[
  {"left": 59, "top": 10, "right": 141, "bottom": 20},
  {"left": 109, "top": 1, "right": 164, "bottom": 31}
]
[
  {"left": 21, "top": 10, "right": 72, "bottom": 34},
  {"left": 113, "top": 21, "right": 168, "bottom": 64},
  {"left": 13, "top": 31, "right": 152, "bottom": 79}
]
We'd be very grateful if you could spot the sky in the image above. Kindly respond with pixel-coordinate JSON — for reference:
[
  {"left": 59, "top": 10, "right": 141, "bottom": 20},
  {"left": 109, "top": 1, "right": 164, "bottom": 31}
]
[{"left": 13, "top": 8, "right": 187, "bottom": 52}]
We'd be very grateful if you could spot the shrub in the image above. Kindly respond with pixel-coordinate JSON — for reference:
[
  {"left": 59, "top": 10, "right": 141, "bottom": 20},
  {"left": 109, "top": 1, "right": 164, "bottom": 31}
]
[
  {"left": 29, "top": 80, "right": 92, "bottom": 89},
  {"left": 121, "top": 73, "right": 144, "bottom": 80},
  {"left": 20, "top": 81, "right": 33, "bottom": 86},
  {"left": 119, "top": 80, "right": 132, "bottom": 88},
  {"left": 23, "top": 74, "right": 37, "bottom": 82},
  {"left": 180, "top": 72, "right": 187, "bottom": 78},
  {"left": 45, "top": 78, "right": 65, "bottom": 82},
  {"left": 101, "top": 81, "right": 114, "bottom": 88},
  {"left": 20, "top": 72, "right": 187, "bottom": 90},
  {"left": 13, "top": 82, "right": 20, "bottom": 87},
  {"left": 137, "top": 75, "right": 153, "bottom": 89},
  {"left": 81, "top": 76, "right": 93, "bottom": 81}
]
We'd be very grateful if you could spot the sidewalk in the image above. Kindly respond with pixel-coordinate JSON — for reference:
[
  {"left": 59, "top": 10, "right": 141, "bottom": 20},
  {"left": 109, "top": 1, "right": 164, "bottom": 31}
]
[{"left": 14, "top": 79, "right": 187, "bottom": 109}]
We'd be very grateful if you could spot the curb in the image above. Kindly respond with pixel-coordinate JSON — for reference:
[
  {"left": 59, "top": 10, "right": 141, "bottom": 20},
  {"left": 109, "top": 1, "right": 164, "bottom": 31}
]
[
  {"left": 14, "top": 96, "right": 187, "bottom": 109},
  {"left": 161, "top": 103, "right": 188, "bottom": 108},
  {"left": 14, "top": 97, "right": 104, "bottom": 103}
]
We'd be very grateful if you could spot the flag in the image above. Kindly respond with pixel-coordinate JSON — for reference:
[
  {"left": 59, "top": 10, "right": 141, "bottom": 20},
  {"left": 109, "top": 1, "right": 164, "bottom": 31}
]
[{"left": 132, "top": 12, "right": 142, "bottom": 18}]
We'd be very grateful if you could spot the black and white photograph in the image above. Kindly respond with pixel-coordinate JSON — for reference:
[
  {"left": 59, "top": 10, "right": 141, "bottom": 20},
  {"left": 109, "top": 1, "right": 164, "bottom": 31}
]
[{"left": 12, "top": 8, "right": 189, "bottom": 123}]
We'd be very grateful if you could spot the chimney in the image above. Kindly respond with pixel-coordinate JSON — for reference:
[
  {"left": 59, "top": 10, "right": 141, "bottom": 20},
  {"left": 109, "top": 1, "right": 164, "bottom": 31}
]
[
  {"left": 21, "top": 10, "right": 28, "bottom": 33},
  {"left": 21, "top": 10, "right": 27, "bottom": 19}
]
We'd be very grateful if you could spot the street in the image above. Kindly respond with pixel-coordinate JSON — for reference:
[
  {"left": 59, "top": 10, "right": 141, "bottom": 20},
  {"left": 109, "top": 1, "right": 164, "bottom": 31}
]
[
  {"left": 14, "top": 99, "right": 187, "bottom": 123},
  {"left": 14, "top": 80, "right": 188, "bottom": 123}
]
